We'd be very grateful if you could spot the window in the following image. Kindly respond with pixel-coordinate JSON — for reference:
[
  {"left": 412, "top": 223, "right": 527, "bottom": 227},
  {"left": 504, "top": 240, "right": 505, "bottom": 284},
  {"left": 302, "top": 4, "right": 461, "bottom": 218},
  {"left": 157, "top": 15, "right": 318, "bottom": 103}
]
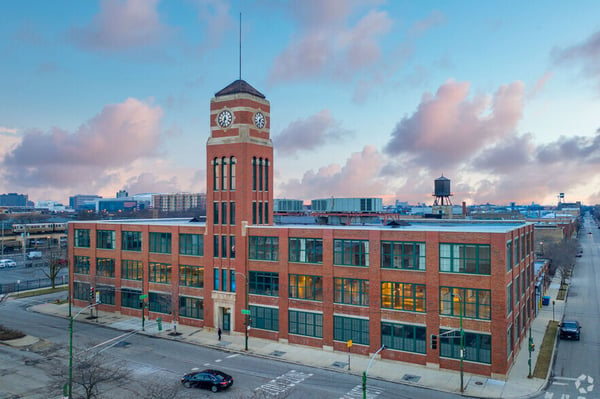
[
  {"left": 264, "top": 159, "right": 269, "bottom": 192},
  {"left": 252, "top": 202, "right": 257, "bottom": 224},
  {"left": 289, "top": 238, "right": 323, "bottom": 264},
  {"left": 149, "top": 232, "right": 171, "bottom": 254},
  {"left": 96, "top": 230, "right": 115, "bottom": 250},
  {"left": 121, "top": 231, "right": 142, "bottom": 251},
  {"left": 73, "top": 281, "right": 90, "bottom": 300},
  {"left": 507, "top": 324, "right": 514, "bottom": 357},
  {"left": 221, "top": 235, "right": 227, "bottom": 258},
  {"left": 289, "top": 274, "right": 323, "bottom": 301},
  {"left": 221, "top": 202, "right": 227, "bottom": 225},
  {"left": 229, "top": 157, "right": 236, "bottom": 191},
  {"left": 440, "top": 287, "right": 491, "bottom": 320},
  {"left": 74, "top": 229, "right": 91, "bottom": 248},
  {"left": 264, "top": 202, "right": 269, "bottom": 224},
  {"left": 381, "top": 241, "right": 425, "bottom": 270},
  {"left": 74, "top": 256, "right": 90, "bottom": 274},
  {"left": 334, "top": 278, "right": 369, "bottom": 306},
  {"left": 334, "top": 239, "right": 369, "bottom": 266},
  {"left": 213, "top": 202, "right": 219, "bottom": 224},
  {"left": 121, "top": 288, "right": 142, "bottom": 309},
  {"left": 334, "top": 316, "right": 369, "bottom": 345},
  {"left": 521, "top": 270, "right": 526, "bottom": 295},
  {"left": 179, "top": 265, "right": 204, "bottom": 288},
  {"left": 249, "top": 236, "right": 279, "bottom": 261},
  {"left": 249, "top": 271, "right": 279, "bottom": 296},
  {"left": 439, "top": 244, "right": 490, "bottom": 275},
  {"left": 515, "top": 276, "right": 520, "bottom": 304},
  {"left": 213, "top": 235, "right": 219, "bottom": 257},
  {"left": 289, "top": 310, "right": 323, "bottom": 338},
  {"left": 213, "top": 158, "right": 220, "bottom": 191},
  {"left": 506, "top": 241, "right": 512, "bottom": 271},
  {"left": 230, "top": 201, "right": 236, "bottom": 225},
  {"left": 440, "top": 329, "right": 491, "bottom": 364},
  {"left": 252, "top": 157, "right": 257, "bottom": 190},
  {"left": 259, "top": 158, "right": 263, "bottom": 191},
  {"left": 179, "top": 234, "right": 203, "bottom": 256},
  {"left": 381, "top": 322, "right": 426, "bottom": 354},
  {"left": 149, "top": 292, "right": 171, "bottom": 314},
  {"left": 121, "top": 260, "right": 143, "bottom": 281},
  {"left": 230, "top": 236, "right": 236, "bottom": 259},
  {"left": 381, "top": 282, "right": 425, "bottom": 312},
  {"left": 97, "top": 285, "right": 115, "bottom": 305},
  {"left": 514, "top": 237, "right": 520, "bottom": 265},
  {"left": 258, "top": 202, "right": 263, "bottom": 224},
  {"left": 214, "top": 268, "right": 220, "bottom": 290},
  {"left": 507, "top": 283, "right": 513, "bottom": 315},
  {"left": 521, "top": 235, "right": 526, "bottom": 260},
  {"left": 179, "top": 296, "right": 203, "bottom": 319},
  {"left": 221, "top": 157, "right": 227, "bottom": 190},
  {"left": 250, "top": 305, "right": 279, "bottom": 331},
  {"left": 230, "top": 270, "right": 236, "bottom": 292},
  {"left": 221, "top": 269, "right": 227, "bottom": 291},
  {"left": 96, "top": 258, "right": 115, "bottom": 277},
  {"left": 149, "top": 262, "right": 171, "bottom": 284}
]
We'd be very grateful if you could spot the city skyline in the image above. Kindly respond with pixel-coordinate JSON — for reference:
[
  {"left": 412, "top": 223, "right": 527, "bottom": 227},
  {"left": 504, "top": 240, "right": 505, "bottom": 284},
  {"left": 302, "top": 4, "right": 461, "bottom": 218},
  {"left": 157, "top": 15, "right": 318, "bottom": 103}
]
[{"left": 1, "top": 1, "right": 599, "bottom": 206}]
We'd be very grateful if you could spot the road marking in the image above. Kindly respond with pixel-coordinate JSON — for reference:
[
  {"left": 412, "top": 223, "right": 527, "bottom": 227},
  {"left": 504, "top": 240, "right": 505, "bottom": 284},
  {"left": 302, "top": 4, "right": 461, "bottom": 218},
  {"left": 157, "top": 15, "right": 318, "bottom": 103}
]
[
  {"left": 340, "top": 384, "right": 382, "bottom": 399},
  {"left": 255, "top": 370, "right": 313, "bottom": 396},
  {"left": 553, "top": 382, "right": 568, "bottom": 386},
  {"left": 226, "top": 354, "right": 239, "bottom": 358},
  {"left": 554, "top": 377, "right": 577, "bottom": 381},
  {"left": 215, "top": 359, "right": 222, "bottom": 362},
  {"left": 543, "top": 393, "right": 553, "bottom": 399}
]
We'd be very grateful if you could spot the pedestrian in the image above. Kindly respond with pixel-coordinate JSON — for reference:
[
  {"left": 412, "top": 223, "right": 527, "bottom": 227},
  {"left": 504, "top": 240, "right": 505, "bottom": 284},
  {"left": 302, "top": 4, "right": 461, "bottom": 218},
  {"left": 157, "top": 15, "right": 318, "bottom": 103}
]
[{"left": 218, "top": 327, "right": 222, "bottom": 341}]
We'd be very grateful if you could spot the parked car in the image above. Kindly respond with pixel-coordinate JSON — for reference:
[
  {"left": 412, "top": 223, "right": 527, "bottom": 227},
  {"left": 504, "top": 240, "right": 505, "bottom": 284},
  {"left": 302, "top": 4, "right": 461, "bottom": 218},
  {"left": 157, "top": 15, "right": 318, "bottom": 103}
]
[
  {"left": 0, "top": 259, "right": 17, "bottom": 268},
  {"left": 26, "top": 251, "right": 42, "bottom": 259},
  {"left": 181, "top": 369, "right": 233, "bottom": 392},
  {"left": 559, "top": 320, "right": 581, "bottom": 340},
  {"left": 576, "top": 250, "right": 583, "bottom": 257}
]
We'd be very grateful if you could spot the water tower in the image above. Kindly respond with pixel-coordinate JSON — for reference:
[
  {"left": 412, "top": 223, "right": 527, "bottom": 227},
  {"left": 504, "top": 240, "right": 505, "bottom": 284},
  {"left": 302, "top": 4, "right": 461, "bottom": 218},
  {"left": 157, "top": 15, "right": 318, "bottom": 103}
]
[{"left": 432, "top": 175, "right": 453, "bottom": 218}]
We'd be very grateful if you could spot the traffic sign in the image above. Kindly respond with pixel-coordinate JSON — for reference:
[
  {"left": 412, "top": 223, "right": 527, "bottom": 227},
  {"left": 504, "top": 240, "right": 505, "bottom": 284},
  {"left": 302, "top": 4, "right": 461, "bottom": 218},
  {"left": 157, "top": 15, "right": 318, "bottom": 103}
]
[
  {"left": 241, "top": 309, "right": 251, "bottom": 315},
  {"left": 139, "top": 294, "right": 148, "bottom": 300}
]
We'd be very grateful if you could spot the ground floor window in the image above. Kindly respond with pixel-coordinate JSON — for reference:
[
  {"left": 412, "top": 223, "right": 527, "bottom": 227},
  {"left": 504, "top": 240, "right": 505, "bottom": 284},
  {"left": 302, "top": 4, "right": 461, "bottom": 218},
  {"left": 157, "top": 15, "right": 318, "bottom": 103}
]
[
  {"left": 440, "top": 329, "right": 491, "bottom": 364},
  {"left": 149, "top": 292, "right": 171, "bottom": 314},
  {"left": 381, "top": 322, "right": 426, "bottom": 353},
  {"left": 179, "top": 296, "right": 203, "bottom": 320},
  {"left": 97, "top": 285, "right": 115, "bottom": 305},
  {"left": 121, "top": 288, "right": 142, "bottom": 309},
  {"left": 289, "top": 310, "right": 323, "bottom": 338},
  {"left": 73, "top": 281, "right": 90, "bottom": 301},
  {"left": 333, "top": 316, "right": 369, "bottom": 345},
  {"left": 250, "top": 305, "right": 279, "bottom": 331}
]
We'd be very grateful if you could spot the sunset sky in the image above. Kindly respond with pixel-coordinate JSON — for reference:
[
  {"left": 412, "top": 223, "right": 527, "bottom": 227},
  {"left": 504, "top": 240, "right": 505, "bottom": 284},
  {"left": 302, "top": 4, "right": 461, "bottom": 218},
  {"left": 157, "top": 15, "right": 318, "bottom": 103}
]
[{"left": 1, "top": 0, "right": 600, "bottom": 207}]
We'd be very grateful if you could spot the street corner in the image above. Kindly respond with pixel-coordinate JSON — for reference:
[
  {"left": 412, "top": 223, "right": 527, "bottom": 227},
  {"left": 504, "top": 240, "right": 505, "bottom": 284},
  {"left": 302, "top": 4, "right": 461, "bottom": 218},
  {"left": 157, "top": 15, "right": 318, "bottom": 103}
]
[{"left": 0, "top": 334, "right": 40, "bottom": 348}]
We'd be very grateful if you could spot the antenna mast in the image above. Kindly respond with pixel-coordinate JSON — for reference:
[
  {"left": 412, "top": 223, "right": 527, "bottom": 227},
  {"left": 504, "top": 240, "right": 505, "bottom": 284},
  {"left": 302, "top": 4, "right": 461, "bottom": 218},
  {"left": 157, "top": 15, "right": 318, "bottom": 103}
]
[{"left": 239, "top": 12, "right": 242, "bottom": 80}]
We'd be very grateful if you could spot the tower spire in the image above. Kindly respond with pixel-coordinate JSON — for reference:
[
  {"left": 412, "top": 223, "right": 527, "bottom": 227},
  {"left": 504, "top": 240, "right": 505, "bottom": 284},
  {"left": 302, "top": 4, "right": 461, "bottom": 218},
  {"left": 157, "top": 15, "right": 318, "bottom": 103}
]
[{"left": 239, "top": 12, "right": 242, "bottom": 81}]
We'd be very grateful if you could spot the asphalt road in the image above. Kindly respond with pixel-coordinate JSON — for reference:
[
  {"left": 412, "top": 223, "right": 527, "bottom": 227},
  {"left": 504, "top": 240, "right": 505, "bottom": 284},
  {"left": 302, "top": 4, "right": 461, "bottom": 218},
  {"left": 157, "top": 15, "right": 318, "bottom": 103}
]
[{"left": 0, "top": 292, "right": 459, "bottom": 399}]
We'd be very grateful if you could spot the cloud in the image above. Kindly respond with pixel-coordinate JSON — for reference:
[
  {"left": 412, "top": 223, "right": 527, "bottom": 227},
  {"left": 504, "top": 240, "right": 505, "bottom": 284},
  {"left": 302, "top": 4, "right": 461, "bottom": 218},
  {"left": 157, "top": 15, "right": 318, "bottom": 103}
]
[
  {"left": 552, "top": 29, "right": 600, "bottom": 90},
  {"left": 0, "top": 127, "right": 18, "bottom": 134},
  {"left": 408, "top": 10, "right": 445, "bottom": 38},
  {"left": 383, "top": 80, "right": 525, "bottom": 170},
  {"left": 194, "top": 0, "right": 235, "bottom": 51},
  {"left": 273, "top": 110, "right": 349, "bottom": 156},
  {"left": 68, "top": 0, "right": 170, "bottom": 52},
  {"left": 1, "top": 98, "right": 164, "bottom": 189},
  {"left": 122, "top": 172, "right": 180, "bottom": 194},
  {"left": 471, "top": 133, "right": 535, "bottom": 174},
  {"left": 528, "top": 71, "right": 553, "bottom": 99}
]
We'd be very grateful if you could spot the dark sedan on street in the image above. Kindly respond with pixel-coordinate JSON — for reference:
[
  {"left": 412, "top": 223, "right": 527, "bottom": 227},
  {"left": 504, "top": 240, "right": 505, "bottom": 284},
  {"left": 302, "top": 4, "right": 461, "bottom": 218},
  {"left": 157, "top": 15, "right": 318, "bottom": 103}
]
[
  {"left": 559, "top": 320, "right": 581, "bottom": 340},
  {"left": 181, "top": 369, "right": 233, "bottom": 392}
]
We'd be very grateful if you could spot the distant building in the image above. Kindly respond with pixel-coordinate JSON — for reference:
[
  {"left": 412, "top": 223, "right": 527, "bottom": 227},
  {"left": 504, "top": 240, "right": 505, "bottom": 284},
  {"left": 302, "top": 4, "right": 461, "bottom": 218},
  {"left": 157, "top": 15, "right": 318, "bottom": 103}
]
[
  {"left": 69, "top": 195, "right": 102, "bottom": 211},
  {"left": 116, "top": 190, "right": 129, "bottom": 198},
  {"left": 0, "top": 193, "right": 29, "bottom": 207},
  {"left": 152, "top": 193, "right": 206, "bottom": 212},
  {"left": 35, "top": 200, "right": 67, "bottom": 212},
  {"left": 96, "top": 198, "right": 139, "bottom": 212}
]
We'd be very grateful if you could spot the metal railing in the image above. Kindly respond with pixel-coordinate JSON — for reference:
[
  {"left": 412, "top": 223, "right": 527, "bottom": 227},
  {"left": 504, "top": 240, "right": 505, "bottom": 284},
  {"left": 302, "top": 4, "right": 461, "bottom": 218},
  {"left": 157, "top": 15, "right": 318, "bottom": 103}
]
[{"left": 0, "top": 275, "right": 69, "bottom": 294}]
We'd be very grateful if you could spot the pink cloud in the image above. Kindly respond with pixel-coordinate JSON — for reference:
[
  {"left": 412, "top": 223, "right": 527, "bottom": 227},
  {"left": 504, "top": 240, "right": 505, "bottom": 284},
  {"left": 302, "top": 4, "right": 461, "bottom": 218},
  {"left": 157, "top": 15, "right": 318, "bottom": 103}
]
[
  {"left": 68, "top": 0, "right": 169, "bottom": 52},
  {"left": 528, "top": 71, "right": 553, "bottom": 99},
  {"left": 408, "top": 10, "right": 445, "bottom": 38}
]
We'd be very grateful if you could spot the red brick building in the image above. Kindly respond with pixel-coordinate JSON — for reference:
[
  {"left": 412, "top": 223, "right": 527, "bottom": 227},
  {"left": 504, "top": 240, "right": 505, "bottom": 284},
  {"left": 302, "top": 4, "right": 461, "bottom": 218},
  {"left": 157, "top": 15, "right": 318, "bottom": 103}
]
[{"left": 69, "top": 80, "right": 536, "bottom": 378}]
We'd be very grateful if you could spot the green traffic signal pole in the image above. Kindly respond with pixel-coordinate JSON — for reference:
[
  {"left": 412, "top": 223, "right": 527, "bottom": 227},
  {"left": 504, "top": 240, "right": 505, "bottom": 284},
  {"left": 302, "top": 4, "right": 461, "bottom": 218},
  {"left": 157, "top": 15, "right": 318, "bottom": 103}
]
[
  {"left": 235, "top": 272, "right": 249, "bottom": 351},
  {"left": 363, "top": 345, "right": 385, "bottom": 399},
  {"left": 452, "top": 292, "right": 464, "bottom": 393},
  {"left": 68, "top": 303, "right": 97, "bottom": 398}
]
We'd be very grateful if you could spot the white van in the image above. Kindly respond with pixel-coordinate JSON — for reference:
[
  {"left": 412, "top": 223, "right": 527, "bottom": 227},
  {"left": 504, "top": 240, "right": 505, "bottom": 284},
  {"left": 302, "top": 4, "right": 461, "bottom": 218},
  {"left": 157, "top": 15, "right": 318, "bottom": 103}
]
[
  {"left": 0, "top": 259, "right": 17, "bottom": 268},
  {"left": 27, "top": 251, "right": 42, "bottom": 259}
]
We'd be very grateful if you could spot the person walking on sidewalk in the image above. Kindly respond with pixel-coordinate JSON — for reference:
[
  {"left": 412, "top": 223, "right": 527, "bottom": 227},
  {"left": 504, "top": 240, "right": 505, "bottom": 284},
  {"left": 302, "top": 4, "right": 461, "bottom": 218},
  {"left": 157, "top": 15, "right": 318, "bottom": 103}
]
[{"left": 218, "top": 327, "right": 222, "bottom": 341}]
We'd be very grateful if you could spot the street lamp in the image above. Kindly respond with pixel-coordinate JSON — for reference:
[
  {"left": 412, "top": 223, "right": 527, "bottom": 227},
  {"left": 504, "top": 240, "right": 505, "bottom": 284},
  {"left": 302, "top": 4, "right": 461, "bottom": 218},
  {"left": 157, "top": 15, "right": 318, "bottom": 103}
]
[
  {"left": 452, "top": 292, "right": 464, "bottom": 393},
  {"left": 362, "top": 345, "right": 385, "bottom": 399},
  {"left": 235, "top": 272, "right": 249, "bottom": 351}
]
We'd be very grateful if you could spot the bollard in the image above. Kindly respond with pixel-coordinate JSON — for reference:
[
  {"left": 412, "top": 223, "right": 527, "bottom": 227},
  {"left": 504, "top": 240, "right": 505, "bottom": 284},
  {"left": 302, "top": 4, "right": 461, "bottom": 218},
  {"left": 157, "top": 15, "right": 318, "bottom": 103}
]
[{"left": 157, "top": 317, "right": 162, "bottom": 331}]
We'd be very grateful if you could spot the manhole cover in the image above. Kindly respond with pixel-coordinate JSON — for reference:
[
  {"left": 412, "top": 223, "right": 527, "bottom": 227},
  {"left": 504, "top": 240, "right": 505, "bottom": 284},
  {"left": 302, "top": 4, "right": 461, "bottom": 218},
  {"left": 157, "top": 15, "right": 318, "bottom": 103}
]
[
  {"left": 331, "top": 361, "right": 348, "bottom": 368},
  {"left": 270, "top": 350, "right": 286, "bottom": 357},
  {"left": 401, "top": 374, "right": 421, "bottom": 382},
  {"left": 113, "top": 341, "right": 131, "bottom": 348}
]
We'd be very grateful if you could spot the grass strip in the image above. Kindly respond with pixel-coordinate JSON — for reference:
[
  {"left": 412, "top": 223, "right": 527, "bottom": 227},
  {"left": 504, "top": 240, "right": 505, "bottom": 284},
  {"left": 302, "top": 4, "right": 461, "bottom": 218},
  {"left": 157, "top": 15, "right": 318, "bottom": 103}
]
[{"left": 533, "top": 320, "right": 558, "bottom": 379}]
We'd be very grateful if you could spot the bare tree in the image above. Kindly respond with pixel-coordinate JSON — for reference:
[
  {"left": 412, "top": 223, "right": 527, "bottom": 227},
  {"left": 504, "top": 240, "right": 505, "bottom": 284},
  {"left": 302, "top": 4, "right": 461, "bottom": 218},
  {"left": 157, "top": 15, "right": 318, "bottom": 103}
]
[
  {"left": 43, "top": 244, "right": 68, "bottom": 289},
  {"left": 544, "top": 238, "right": 578, "bottom": 285},
  {"left": 144, "top": 380, "right": 180, "bottom": 399}
]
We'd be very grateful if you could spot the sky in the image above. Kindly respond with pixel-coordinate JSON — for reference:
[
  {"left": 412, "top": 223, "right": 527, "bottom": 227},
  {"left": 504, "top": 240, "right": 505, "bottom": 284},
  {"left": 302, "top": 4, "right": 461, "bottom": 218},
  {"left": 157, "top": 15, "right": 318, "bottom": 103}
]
[{"left": 1, "top": 0, "right": 600, "bottom": 207}]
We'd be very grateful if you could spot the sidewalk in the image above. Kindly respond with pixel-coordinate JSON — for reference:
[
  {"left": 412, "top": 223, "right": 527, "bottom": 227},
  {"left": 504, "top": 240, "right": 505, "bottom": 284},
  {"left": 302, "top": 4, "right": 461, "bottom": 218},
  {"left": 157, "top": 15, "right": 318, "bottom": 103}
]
[{"left": 20, "top": 276, "right": 565, "bottom": 399}]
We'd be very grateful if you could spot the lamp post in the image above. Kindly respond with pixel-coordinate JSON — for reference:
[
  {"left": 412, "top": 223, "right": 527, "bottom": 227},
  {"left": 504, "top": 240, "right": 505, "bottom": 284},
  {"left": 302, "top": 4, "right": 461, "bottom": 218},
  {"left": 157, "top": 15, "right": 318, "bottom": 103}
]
[
  {"left": 452, "top": 292, "right": 464, "bottom": 393},
  {"left": 362, "top": 345, "right": 385, "bottom": 399},
  {"left": 235, "top": 272, "right": 249, "bottom": 351},
  {"left": 67, "top": 303, "right": 98, "bottom": 399}
]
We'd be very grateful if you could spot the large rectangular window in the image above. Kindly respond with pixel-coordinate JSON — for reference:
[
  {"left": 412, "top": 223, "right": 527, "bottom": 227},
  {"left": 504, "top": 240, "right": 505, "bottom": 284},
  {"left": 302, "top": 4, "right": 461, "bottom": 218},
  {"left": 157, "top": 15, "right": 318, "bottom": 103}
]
[
  {"left": 440, "top": 287, "right": 491, "bottom": 320},
  {"left": 179, "top": 265, "right": 204, "bottom": 288},
  {"left": 74, "top": 256, "right": 90, "bottom": 274},
  {"left": 179, "top": 234, "right": 203, "bottom": 256},
  {"left": 96, "top": 230, "right": 115, "bottom": 250},
  {"left": 149, "top": 232, "right": 171, "bottom": 254},
  {"left": 249, "top": 271, "right": 279, "bottom": 296},
  {"left": 289, "top": 238, "right": 323, "bottom": 264},
  {"left": 334, "top": 316, "right": 369, "bottom": 345},
  {"left": 213, "top": 235, "right": 219, "bottom": 258},
  {"left": 121, "top": 260, "right": 143, "bottom": 281},
  {"left": 334, "top": 278, "right": 369, "bottom": 306},
  {"left": 381, "top": 241, "right": 425, "bottom": 270},
  {"left": 289, "top": 310, "right": 323, "bottom": 338},
  {"left": 213, "top": 202, "right": 219, "bottom": 224},
  {"left": 221, "top": 202, "right": 227, "bottom": 225},
  {"left": 96, "top": 258, "right": 115, "bottom": 278},
  {"left": 149, "top": 262, "right": 171, "bottom": 284},
  {"left": 439, "top": 244, "right": 491, "bottom": 275},
  {"left": 230, "top": 201, "right": 236, "bottom": 225},
  {"left": 121, "top": 231, "right": 142, "bottom": 251},
  {"left": 440, "top": 329, "right": 491, "bottom": 364},
  {"left": 149, "top": 292, "right": 171, "bottom": 314},
  {"left": 334, "top": 239, "right": 369, "bottom": 266},
  {"left": 121, "top": 288, "right": 142, "bottom": 309},
  {"left": 514, "top": 237, "right": 520, "bottom": 265},
  {"left": 249, "top": 236, "right": 279, "bottom": 261},
  {"left": 381, "top": 282, "right": 425, "bottom": 312},
  {"left": 507, "top": 283, "right": 513, "bottom": 315},
  {"left": 73, "top": 281, "right": 90, "bottom": 300},
  {"left": 250, "top": 305, "right": 279, "bottom": 331},
  {"left": 221, "top": 235, "right": 228, "bottom": 258},
  {"left": 289, "top": 274, "right": 323, "bottom": 301},
  {"left": 97, "top": 285, "right": 115, "bottom": 305},
  {"left": 506, "top": 241, "right": 512, "bottom": 271},
  {"left": 381, "top": 322, "right": 426, "bottom": 354},
  {"left": 179, "top": 296, "right": 203, "bottom": 319},
  {"left": 74, "top": 229, "right": 91, "bottom": 248}
]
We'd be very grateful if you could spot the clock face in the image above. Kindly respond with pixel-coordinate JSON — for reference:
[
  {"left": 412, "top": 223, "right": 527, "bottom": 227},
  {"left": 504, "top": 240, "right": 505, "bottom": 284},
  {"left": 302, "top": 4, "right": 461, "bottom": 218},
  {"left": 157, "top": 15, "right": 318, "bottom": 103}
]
[
  {"left": 254, "top": 112, "right": 266, "bottom": 129},
  {"left": 218, "top": 110, "right": 232, "bottom": 128}
]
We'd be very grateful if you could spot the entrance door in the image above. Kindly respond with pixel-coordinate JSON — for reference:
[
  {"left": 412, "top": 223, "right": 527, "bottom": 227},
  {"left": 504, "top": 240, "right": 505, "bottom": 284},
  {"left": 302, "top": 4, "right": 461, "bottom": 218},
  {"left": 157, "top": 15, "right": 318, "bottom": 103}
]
[{"left": 222, "top": 312, "right": 230, "bottom": 331}]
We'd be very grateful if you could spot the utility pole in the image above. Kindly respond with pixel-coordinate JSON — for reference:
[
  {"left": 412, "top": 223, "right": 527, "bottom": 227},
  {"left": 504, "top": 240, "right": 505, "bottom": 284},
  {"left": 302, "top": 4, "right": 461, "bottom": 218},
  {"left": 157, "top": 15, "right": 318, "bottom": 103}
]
[
  {"left": 363, "top": 345, "right": 385, "bottom": 399},
  {"left": 452, "top": 292, "right": 464, "bottom": 393}
]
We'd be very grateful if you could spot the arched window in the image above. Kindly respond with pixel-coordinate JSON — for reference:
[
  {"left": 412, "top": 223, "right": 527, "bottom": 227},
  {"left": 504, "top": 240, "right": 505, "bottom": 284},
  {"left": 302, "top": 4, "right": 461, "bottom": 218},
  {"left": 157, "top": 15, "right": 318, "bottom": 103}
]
[
  {"left": 221, "top": 157, "right": 227, "bottom": 191},
  {"left": 258, "top": 158, "right": 263, "bottom": 191},
  {"left": 252, "top": 157, "right": 257, "bottom": 191},
  {"left": 229, "top": 157, "right": 236, "bottom": 191},
  {"left": 213, "top": 158, "right": 220, "bottom": 191}
]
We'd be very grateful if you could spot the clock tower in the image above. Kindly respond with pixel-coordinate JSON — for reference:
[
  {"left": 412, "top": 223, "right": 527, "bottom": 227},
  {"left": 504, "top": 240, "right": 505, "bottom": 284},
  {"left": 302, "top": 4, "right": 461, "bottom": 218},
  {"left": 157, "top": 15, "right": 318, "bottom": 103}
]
[{"left": 205, "top": 79, "right": 273, "bottom": 334}]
